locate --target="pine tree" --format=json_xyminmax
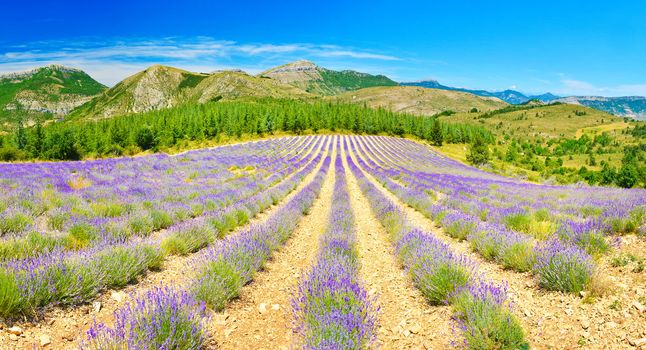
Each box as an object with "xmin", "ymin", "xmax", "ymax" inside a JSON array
[
  {"xmin": 466, "ymin": 136, "xmax": 491, "ymax": 166},
  {"xmin": 430, "ymin": 119, "xmax": 443, "ymax": 146}
]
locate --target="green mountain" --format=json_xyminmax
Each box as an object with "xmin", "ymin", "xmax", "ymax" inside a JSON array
[
  {"xmin": 0, "ymin": 65, "xmax": 106, "ymax": 129},
  {"xmin": 259, "ymin": 60, "xmax": 398, "ymax": 95},
  {"xmin": 71, "ymin": 65, "xmax": 312, "ymax": 119},
  {"xmin": 335, "ymin": 85, "xmax": 508, "ymax": 116}
]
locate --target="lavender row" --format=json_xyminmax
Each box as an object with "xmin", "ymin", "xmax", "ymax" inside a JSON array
[
  {"xmin": 350, "ymin": 136, "xmax": 598, "ymax": 292},
  {"xmin": 292, "ymin": 148, "xmax": 377, "ymax": 349},
  {"xmin": 159, "ymin": 136, "xmax": 332, "ymax": 256},
  {"xmin": 345, "ymin": 147, "xmax": 527, "ymax": 349},
  {"xmin": 83, "ymin": 146, "xmax": 333, "ymax": 349},
  {"xmin": 0, "ymin": 136, "xmax": 324, "ymax": 261},
  {"xmin": 362, "ymin": 135, "xmax": 644, "ymax": 237},
  {"xmin": 0, "ymin": 136, "xmax": 315, "ymax": 243},
  {"xmin": 190, "ymin": 151, "xmax": 331, "ymax": 310},
  {"xmin": 0, "ymin": 137, "xmax": 331, "ymax": 317}
]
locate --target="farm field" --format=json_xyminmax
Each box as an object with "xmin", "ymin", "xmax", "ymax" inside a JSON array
[{"xmin": 0, "ymin": 135, "xmax": 644, "ymax": 350}]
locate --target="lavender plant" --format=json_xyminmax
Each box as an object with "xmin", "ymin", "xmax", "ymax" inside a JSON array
[
  {"xmin": 293, "ymin": 152, "xmax": 377, "ymax": 349},
  {"xmin": 83, "ymin": 286, "xmax": 209, "ymax": 350},
  {"xmin": 533, "ymin": 239, "xmax": 594, "ymax": 293},
  {"xmin": 344, "ymin": 140, "xmax": 526, "ymax": 348}
]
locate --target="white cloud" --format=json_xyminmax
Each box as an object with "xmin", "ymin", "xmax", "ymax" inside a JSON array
[
  {"xmin": 0, "ymin": 37, "xmax": 401, "ymax": 85},
  {"xmin": 554, "ymin": 78, "xmax": 646, "ymax": 97}
]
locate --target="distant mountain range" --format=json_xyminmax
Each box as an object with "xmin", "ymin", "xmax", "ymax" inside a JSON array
[
  {"xmin": 401, "ymin": 80, "xmax": 538, "ymax": 104},
  {"xmin": 550, "ymin": 96, "xmax": 646, "ymax": 120},
  {"xmin": 335, "ymin": 85, "xmax": 507, "ymax": 116},
  {"xmin": 1, "ymin": 61, "xmax": 644, "ymax": 130},
  {"xmin": 401, "ymin": 80, "xmax": 646, "ymax": 120}
]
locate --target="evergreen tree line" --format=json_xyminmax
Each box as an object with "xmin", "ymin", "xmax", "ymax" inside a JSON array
[{"xmin": 0, "ymin": 99, "xmax": 493, "ymax": 161}]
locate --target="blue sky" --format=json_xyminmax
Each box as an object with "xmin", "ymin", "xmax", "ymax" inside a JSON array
[{"xmin": 1, "ymin": 0, "xmax": 645, "ymax": 96}]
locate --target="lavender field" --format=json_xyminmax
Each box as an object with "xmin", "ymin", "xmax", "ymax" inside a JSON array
[{"xmin": 0, "ymin": 135, "xmax": 644, "ymax": 349}]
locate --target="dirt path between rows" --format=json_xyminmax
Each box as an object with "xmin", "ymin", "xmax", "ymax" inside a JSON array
[
  {"xmin": 347, "ymin": 138, "xmax": 646, "ymax": 350},
  {"xmin": 212, "ymin": 138, "xmax": 338, "ymax": 350},
  {"xmin": 3, "ymin": 137, "xmax": 332, "ymax": 350},
  {"xmin": 341, "ymin": 141, "xmax": 455, "ymax": 349}
]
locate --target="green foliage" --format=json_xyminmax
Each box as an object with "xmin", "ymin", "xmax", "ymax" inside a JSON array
[
  {"xmin": 451, "ymin": 290, "xmax": 528, "ymax": 350},
  {"xmin": 96, "ymin": 245, "xmax": 163, "ymax": 288},
  {"xmin": 467, "ymin": 136, "xmax": 491, "ymax": 166},
  {"xmin": 178, "ymin": 73, "xmax": 208, "ymax": 89},
  {"xmin": 161, "ymin": 224, "xmax": 215, "ymax": 256},
  {"xmin": 135, "ymin": 125, "xmax": 157, "ymax": 150},
  {"xmin": 317, "ymin": 69, "xmax": 397, "ymax": 94},
  {"xmin": 412, "ymin": 261, "xmax": 471, "ymax": 305},
  {"xmin": 445, "ymin": 221, "xmax": 477, "ymax": 241},
  {"xmin": 192, "ymin": 260, "xmax": 244, "ymax": 311},
  {"xmin": 0, "ymin": 99, "xmax": 492, "ymax": 161},
  {"xmin": 0, "ymin": 269, "xmax": 22, "ymax": 317},
  {"xmin": 430, "ymin": 118, "xmax": 443, "ymax": 146},
  {"xmin": 498, "ymin": 241, "xmax": 536, "ymax": 272}
]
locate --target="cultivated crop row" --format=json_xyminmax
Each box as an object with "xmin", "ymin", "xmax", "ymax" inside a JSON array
[
  {"xmin": 349, "ymin": 135, "xmax": 644, "ymax": 293},
  {"xmin": 83, "ymin": 140, "xmax": 333, "ymax": 348},
  {"xmin": 0, "ymin": 136, "xmax": 330, "ymax": 317},
  {"xmin": 292, "ymin": 143, "xmax": 378, "ymax": 349},
  {"xmin": 344, "ymin": 138, "xmax": 527, "ymax": 349}
]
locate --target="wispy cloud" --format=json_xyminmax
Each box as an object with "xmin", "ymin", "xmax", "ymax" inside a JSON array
[
  {"xmin": 0, "ymin": 37, "xmax": 401, "ymax": 85},
  {"xmin": 554, "ymin": 77, "xmax": 646, "ymax": 96}
]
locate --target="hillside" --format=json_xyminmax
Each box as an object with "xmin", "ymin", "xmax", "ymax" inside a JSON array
[
  {"xmin": 259, "ymin": 60, "xmax": 397, "ymax": 95},
  {"xmin": 335, "ymin": 85, "xmax": 508, "ymax": 116},
  {"xmin": 71, "ymin": 65, "xmax": 312, "ymax": 119},
  {"xmin": 190, "ymin": 70, "xmax": 311, "ymax": 103},
  {"xmin": 0, "ymin": 65, "xmax": 106, "ymax": 129},
  {"xmin": 401, "ymin": 80, "xmax": 548, "ymax": 104},
  {"xmin": 441, "ymin": 103, "xmax": 621, "ymax": 139},
  {"xmin": 402, "ymin": 81, "xmax": 646, "ymax": 119},
  {"xmin": 552, "ymin": 96, "xmax": 646, "ymax": 120}
]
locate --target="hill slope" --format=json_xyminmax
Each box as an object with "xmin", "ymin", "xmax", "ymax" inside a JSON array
[
  {"xmin": 401, "ymin": 80, "xmax": 539, "ymax": 104},
  {"xmin": 0, "ymin": 65, "xmax": 106, "ymax": 129},
  {"xmin": 552, "ymin": 96, "xmax": 646, "ymax": 120},
  {"xmin": 440, "ymin": 103, "xmax": 621, "ymax": 140},
  {"xmin": 72, "ymin": 65, "xmax": 312, "ymax": 119},
  {"xmin": 259, "ymin": 60, "xmax": 397, "ymax": 95},
  {"xmin": 335, "ymin": 86, "xmax": 508, "ymax": 116}
]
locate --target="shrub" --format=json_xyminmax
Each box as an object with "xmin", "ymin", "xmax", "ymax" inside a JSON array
[
  {"xmin": 96, "ymin": 244, "xmax": 163, "ymax": 288},
  {"xmin": 533, "ymin": 240, "xmax": 594, "ymax": 293},
  {"xmin": 149, "ymin": 209, "xmax": 174, "ymax": 230},
  {"xmin": 84, "ymin": 286, "xmax": 208, "ymax": 350},
  {"xmin": 128, "ymin": 215, "xmax": 153, "ymax": 236},
  {"xmin": 451, "ymin": 282, "xmax": 527, "ymax": 350},
  {"xmin": 0, "ymin": 231, "xmax": 59, "ymax": 260},
  {"xmin": 0, "ymin": 211, "xmax": 33, "ymax": 235},
  {"xmin": 161, "ymin": 222, "xmax": 214, "ymax": 256},
  {"xmin": 502, "ymin": 212, "xmax": 532, "ymax": 233},
  {"xmin": 410, "ymin": 254, "xmax": 473, "ymax": 305},
  {"xmin": 498, "ymin": 240, "xmax": 535, "ymax": 272},
  {"xmin": 47, "ymin": 211, "xmax": 69, "ymax": 231},
  {"xmin": 64, "ymin": 223, "xmax": 98, "ymax": 249},
  {"xmin": 192, "ymin": 260, "xmax": 243, "ymax": 311},
  {"xmin": 0, "ymin": 269, "xmax": 23, "ymax": 317}
]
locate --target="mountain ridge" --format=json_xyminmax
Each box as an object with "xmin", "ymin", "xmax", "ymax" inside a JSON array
[
  {"xmin": 259, "ymin": 60, "xmax": 398, "ymax": 95},
  {"xmin": 0, "ymin": 64, "xmax": 107, "ymax": 128},
  {"xmin": 402, "ymin": 80, "xmax": 645, "ymax": 119},
  {"xmin": 71, "ymin": 64, "xmax": 313, "ymax": 119}
]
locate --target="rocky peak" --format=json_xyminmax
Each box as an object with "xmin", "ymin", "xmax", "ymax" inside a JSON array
[{"xmin": 265, "ymin": 60, "xmax": 319, "ymax": 74}]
